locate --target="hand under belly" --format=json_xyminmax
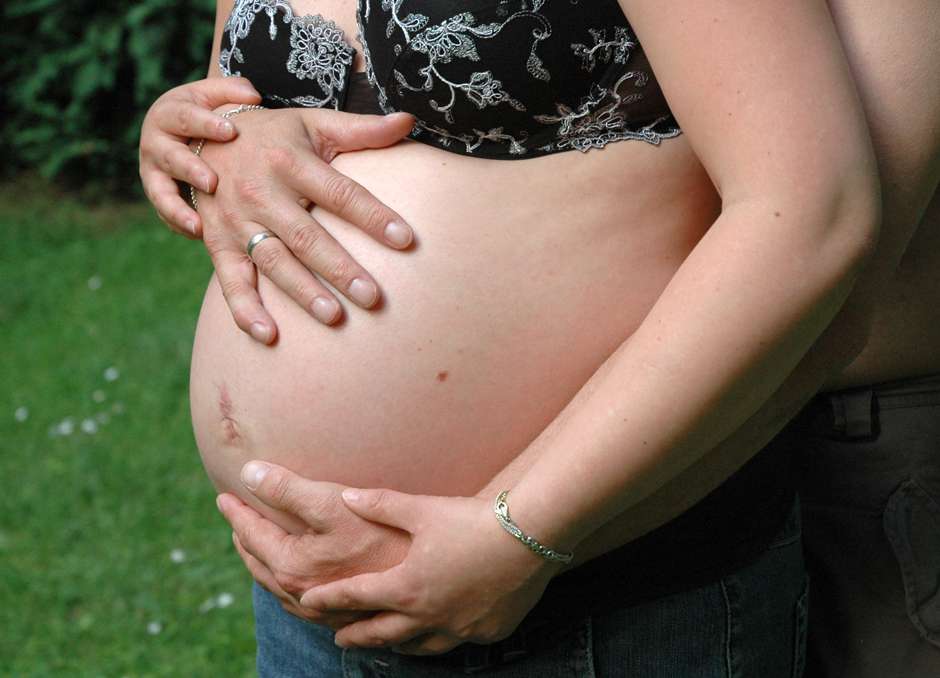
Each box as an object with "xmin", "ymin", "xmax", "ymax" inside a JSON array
[{"xmin": 189, "ymin": 138, "xmax": 716, "ymax": 527}]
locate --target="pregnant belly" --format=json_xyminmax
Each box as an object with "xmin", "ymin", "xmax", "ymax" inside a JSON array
[{"xmin": 190, "ymin": 138, "xmax": 716, "ymax": 528}]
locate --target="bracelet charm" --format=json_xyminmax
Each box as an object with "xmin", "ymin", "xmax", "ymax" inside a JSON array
[{"xmin": 493, "ymin": 490, "xmax": 574, "ymax": 565}]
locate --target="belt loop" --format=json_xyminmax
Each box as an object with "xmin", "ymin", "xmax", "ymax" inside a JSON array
[
  {"xmin": 460, "ymin": 628, "xmax": 530, "ymax": 673},
  {"xmin": 462, "ymin": 643, "xmax": 494, "ymax": 674},
  {"xmin": 827, "ymin": 386, "xmax": 876, "ymax": 439},
  {"xmin": 498, "ymin": 630, "xmax": 529, "ymax": 663}
]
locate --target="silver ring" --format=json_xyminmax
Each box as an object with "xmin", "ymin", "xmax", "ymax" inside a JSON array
[{"xmin": 246, "ymin": 231, "xmax": 278, "ymax": 258}]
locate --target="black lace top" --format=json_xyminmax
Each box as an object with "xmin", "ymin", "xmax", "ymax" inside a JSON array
[{"xmin": 220, "ymin": 0, "xmax": 681, "ymax": 159}]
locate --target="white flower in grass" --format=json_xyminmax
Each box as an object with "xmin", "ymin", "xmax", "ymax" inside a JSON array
[
  {"xmin": 146, "ymin": 620, "xmax": 163, "ymax": 635},
  {"xmin": 87, "ymin": 275, "xmax": 102, "ymax": 291},
  {"xmin": 80, "ymin": 418, "xmax": 98, "ymax": 434},
  {"xmin": 103, "ymin": 367, "xmax": 120, "ymax": 382},
  {"xmin": 92, "ymin": 390, "xmax": 106, "ymax": 403},
  {"xmin": 169, "ymin": 548, "xmax": 186, "ymax": 563},
  {"xmin": 199, "ymin": 592, "xmax": 235, "ymax": 613},
  {"xmin": 55, "ymin": 418, "xmax": 75, "ymax": 436},
  {"xmin": 14, "ymin": 407, "xmax": 28, "ymax": 422}
]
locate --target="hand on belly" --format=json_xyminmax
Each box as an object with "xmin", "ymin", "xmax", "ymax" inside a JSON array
[
  {"xmin": 215, "ymin": 461, "xmax": 409, "ymax": 626},
  {"xmin": 217, "ymin": 459, "xmax": 560, "ymax": 655}
]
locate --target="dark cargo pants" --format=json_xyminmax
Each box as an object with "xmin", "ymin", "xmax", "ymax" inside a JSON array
[{"xmin": 797, "ymin": 373, "xmax": 940, "ymax": 678}]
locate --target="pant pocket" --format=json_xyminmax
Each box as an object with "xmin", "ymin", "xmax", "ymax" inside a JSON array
[
  {"xmin": 884, "ymin": 479, "xmax": 940, "ymax": 647},
  {"xmin": 452, "ymin": 616, "xmax": 595, "ymax": 677},
  {"xmin": 769, "ymin": 494, "xmax": 802, "ymax": 550}
]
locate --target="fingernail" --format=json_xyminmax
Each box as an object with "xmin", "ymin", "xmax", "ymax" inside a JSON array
[
  {"xmin": 202, "ymin": 177, "xmax": 212, "ymax": 193},
  {"xmin": 348, "ymin": 278, "xmax": 378, "ymax": 307},
  {"xmin": 216, "ymin": 495, "xmax": 225, "ymax": 512},
  {"xmin": 383, "ymin": 221, "xmax": 413, "ymax": 248},
  {"xmin": 185, "ymin": 219, "xmax": 197, "ymax": 234},
  {"xmin": 241, "ymin": 461, "xmax": 270, "ymax": 491},
  {"xmin": 342, "ymin": 488, "xmax": 361, "ymax": 504},
  {"xmin": 220, "ymin": 121, "xmax": 234, "ymax": 138},
  {"xmin": 250, "ymin": 322, "xmax": 272, "ymax": 343},
  {"xmin": 311, "ymin": 296, "xmax": 340, "ymax": 324}
]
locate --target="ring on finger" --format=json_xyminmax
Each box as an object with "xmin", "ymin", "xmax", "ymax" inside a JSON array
[{"xmin": 247, "ymin": 231, "xmax": 279, "ymax": 259}]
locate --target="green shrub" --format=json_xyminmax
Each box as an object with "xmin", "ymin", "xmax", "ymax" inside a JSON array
[{"xmin": 1, "ymin": 0, "xmax": 215, "ymax": 196}]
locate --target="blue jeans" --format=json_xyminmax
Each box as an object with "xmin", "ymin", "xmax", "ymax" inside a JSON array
[{"xmin": 253, "ymin": 498, "xmax": 808, "ymax": 677}]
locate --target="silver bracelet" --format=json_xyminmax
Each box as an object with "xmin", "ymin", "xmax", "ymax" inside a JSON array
[
  {"xmin": 493, "ymin": 490, "xmax": 574, "ymax": 565},
  {"xmin": 188, "ymin": 104, "xmax": 267, "ymax": 210}
]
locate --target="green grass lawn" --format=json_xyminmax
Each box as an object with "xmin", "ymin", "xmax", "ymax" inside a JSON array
[{"xmin": 0, "ymin": 179, "xmax": 257, "ymax": 676}]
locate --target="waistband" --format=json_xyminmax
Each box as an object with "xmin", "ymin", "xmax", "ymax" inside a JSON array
[{"xmin": 801, "ymin": 372, "xmax": 940, "ymax": 441}]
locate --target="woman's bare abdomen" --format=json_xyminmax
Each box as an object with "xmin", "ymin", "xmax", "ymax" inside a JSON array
[{"xmin": 189, "ymin": 137, "xmax": 717, "ymax": 527}]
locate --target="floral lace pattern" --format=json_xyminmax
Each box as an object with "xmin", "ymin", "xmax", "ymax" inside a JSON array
[
  {"xmin": 360, "ymin": 0, "xmax": 679, "ymax": 157},
  {"xmin": 220, "ymin": 0, "xmax": 681, "ymax": 158},
  {"xmin": 534, "ymin": 71, "xmax": 679, "ymax": 154},
  {"xmin": 220, "ymin": 0, "xmax": 355, "ymax": 109},
  {"xmin": 220, "ymin": 0, "xmax": 292, "ymax": 77},
  {"xmin": 285, "ymin": 15, "xmax": 355, "ymax": 107},
  {"xmin": 572, "ymin": 27, "xmax": 636, "ymax": 72}
]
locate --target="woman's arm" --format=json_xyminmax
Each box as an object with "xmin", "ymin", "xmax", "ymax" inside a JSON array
[
  {"xmin": 523, "ymin": 0, "xmax": 940, "ymax": 563},
  {"xmin": 480, "ymin": 0, "xmax": 881, "ymax": 551},
  {"xmin": 207, "ymin": 0, "xmax": 234, "ymax": 79}
]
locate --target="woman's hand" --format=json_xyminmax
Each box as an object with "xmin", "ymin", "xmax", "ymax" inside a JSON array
[
  {"xmin": 191, "ymin": 106, "xmax": 417, "ymax": 341},
  {"xmin": 215, "ymin": 462, "xmax": 410, "ymax": 627},
  {"xmin": 298, "ymin": 489, "xmax": 561, "ymax": 655},
  {"xmin": 139, "ymin": 77, "xmax": 262, "ymax": 238}
]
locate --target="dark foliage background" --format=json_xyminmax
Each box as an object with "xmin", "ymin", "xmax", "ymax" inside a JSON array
[
  {"xmin": 1, "ymin": 0, "xmax": 216, "ymax": 196},
  {"xmin": 1, "ymin": 6, "xmax": 262, "ymax": 674}
]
